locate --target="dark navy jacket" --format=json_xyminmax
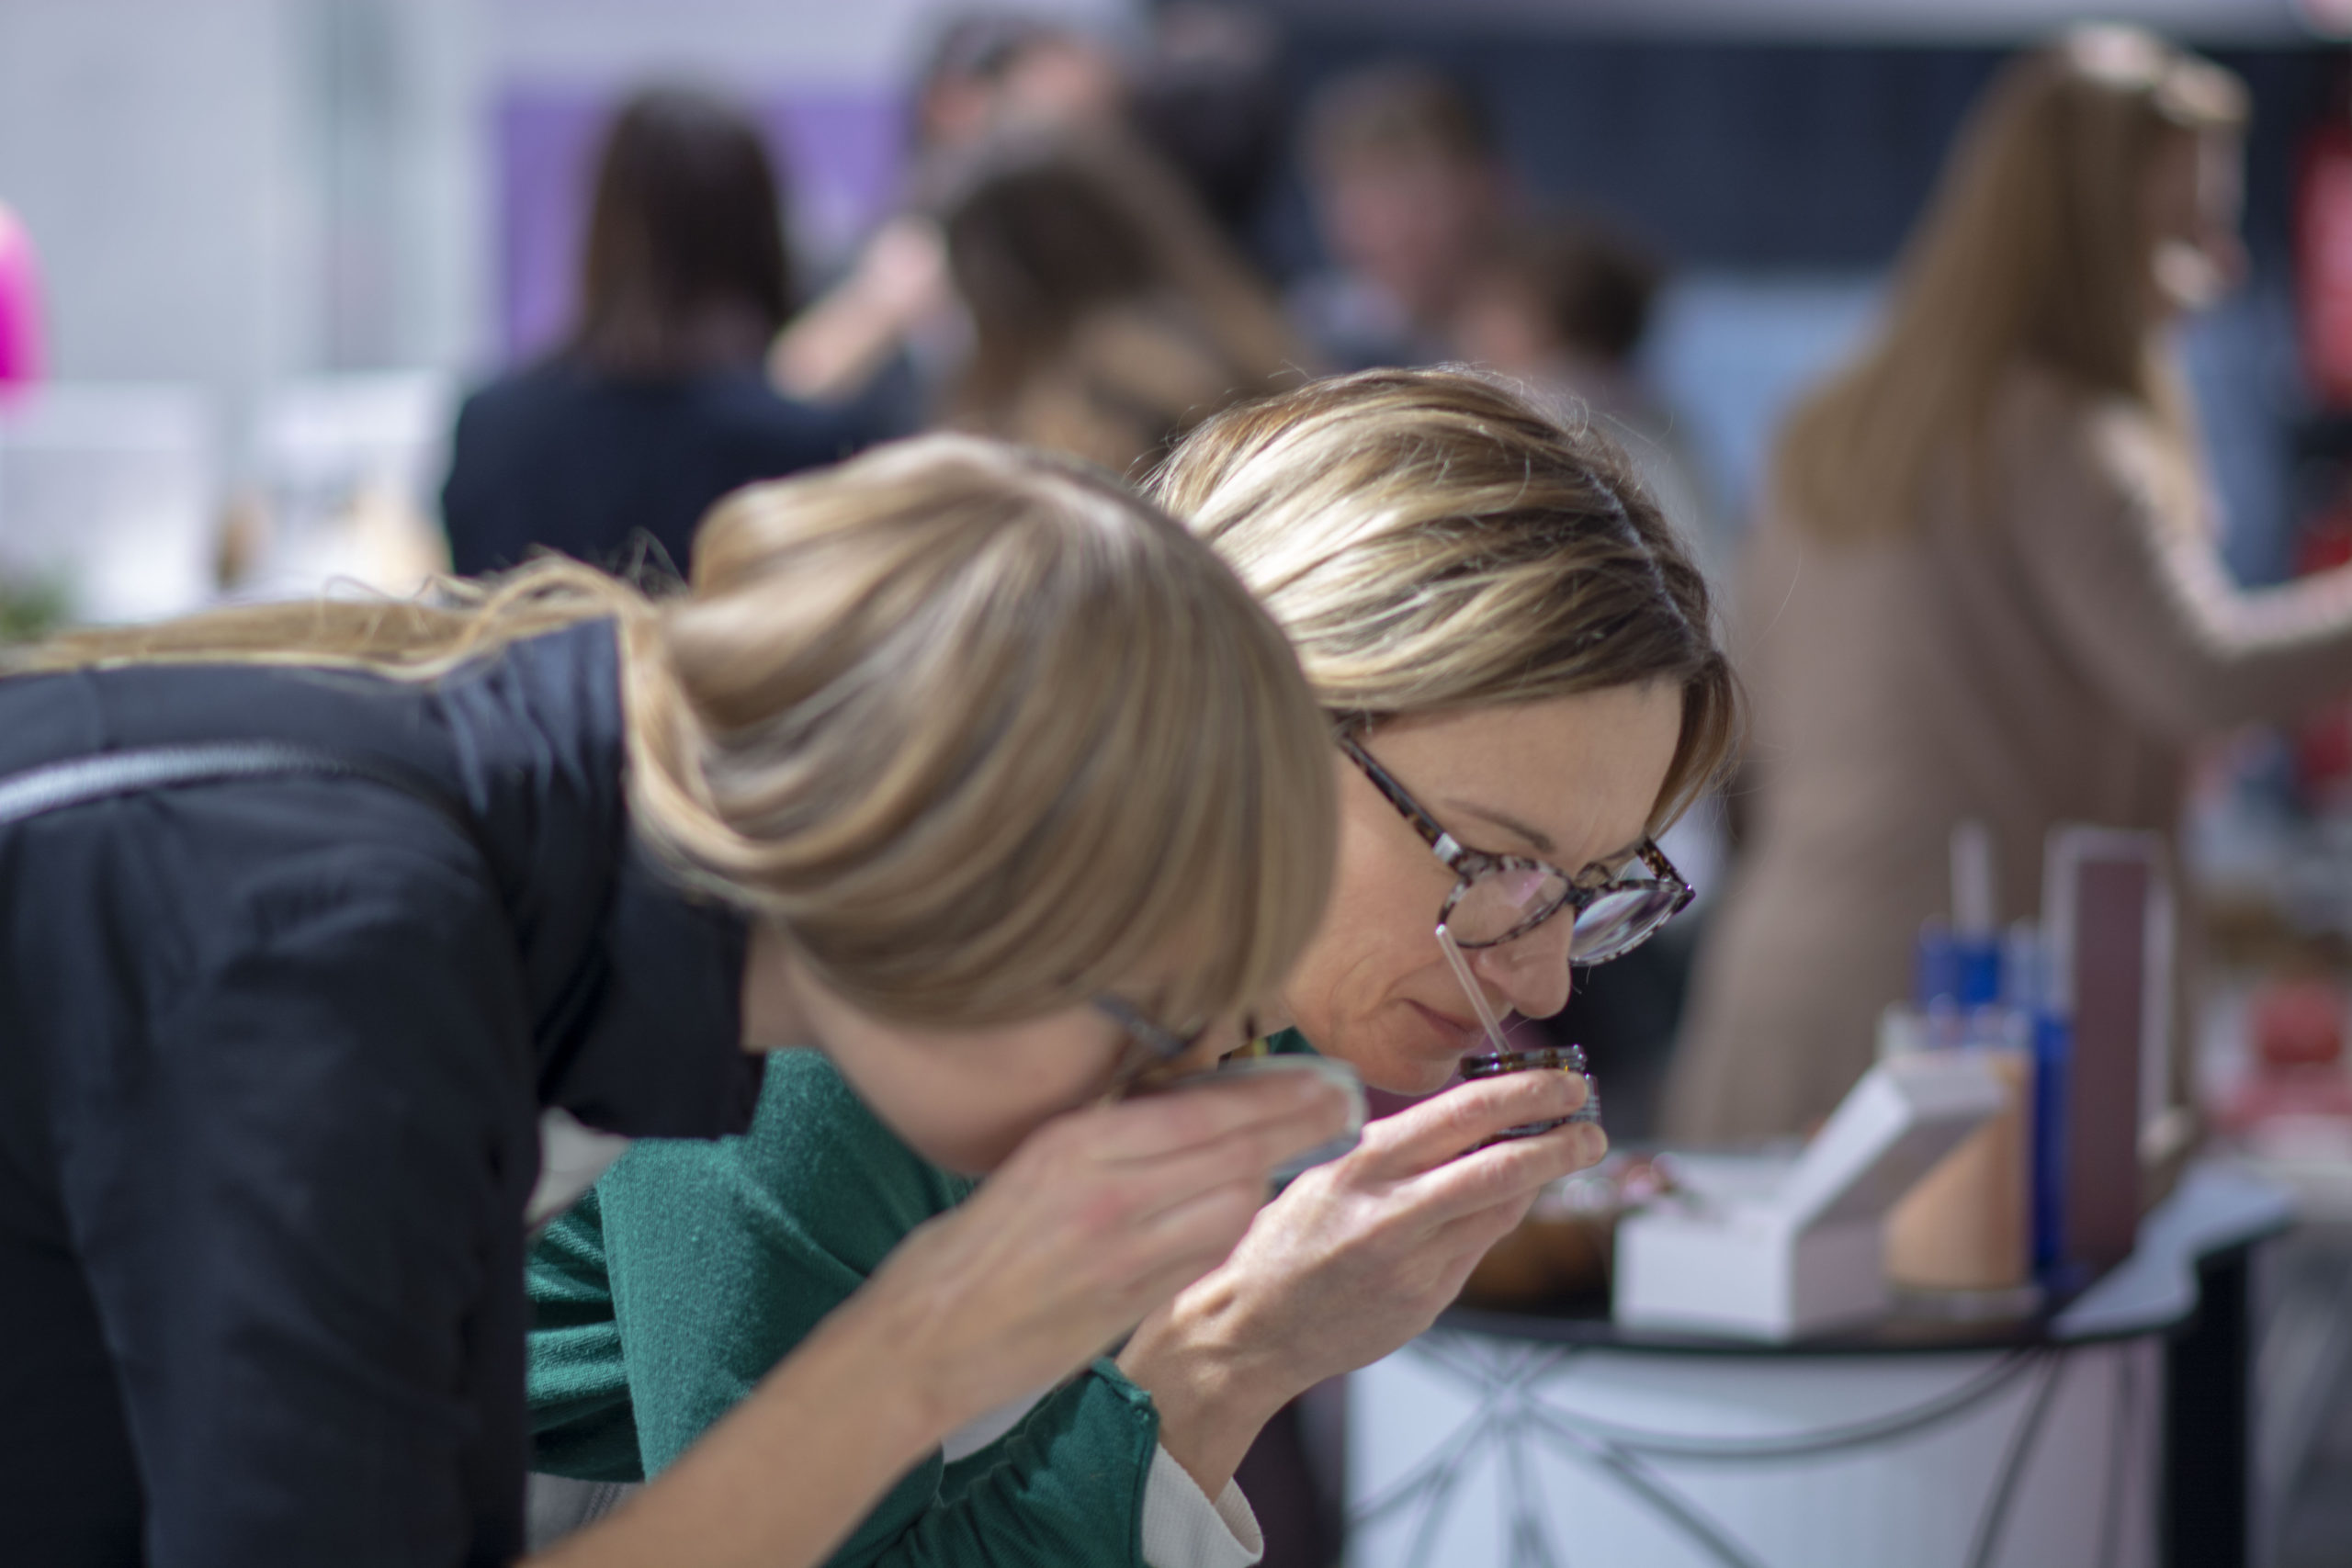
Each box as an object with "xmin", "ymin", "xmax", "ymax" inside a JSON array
[
  {"xmin": 0, "ymin": 622, "xmax": 761, "ymax": 1565},
  {"xmin": 441, "ymin": 358, "xmax": 869, "ymax": 580}
]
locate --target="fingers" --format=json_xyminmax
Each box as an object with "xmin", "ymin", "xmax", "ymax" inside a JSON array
[
  {"xmin": 1100, "ymin": 1177, "xmax": 1269, "ymax": 1307},
  {"xmin": 996, "ymin": 1091, "xmax": 1340, "ymax": 1243},
  {"xmin": 955, "ymin": 1090, "xmax": 1332, "ymax": 1292},
  {"xmin": 888, "ymin": 1162, "xmax": 1267, "ymax": 1393},
  {"xmin": 1396, "ymin": 1191, "xmax": 1553, "ymax": 1316},
  {"xmin": 1392, "ymin": 1141, "xmax": 1606, "ymax": 1314},
  {"xmin": 1075, "ymin": 1071, "xmax": 1351, "ymax": 1165},
  {"xmin": 1401, "ymin": 1119, "xmax": 1609, "ymax": 1229},
  {"xmin": 1089, "ymin": 1130, "xmax": 1284, "ymax": 1231},
  {"xmin": 1358, "ymin": 1071, "xmax": 1590, "ymax": 1178}
]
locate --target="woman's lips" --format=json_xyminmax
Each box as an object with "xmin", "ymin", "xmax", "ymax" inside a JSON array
[{"xmin": 1405, "ymin": 999, "xmax": 1484, "ymax": 1054}]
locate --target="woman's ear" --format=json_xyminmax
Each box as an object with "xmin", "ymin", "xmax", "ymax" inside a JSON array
[{"xmin": 739, "ymin": 921, "xmax": 810, "ymax": 1052}]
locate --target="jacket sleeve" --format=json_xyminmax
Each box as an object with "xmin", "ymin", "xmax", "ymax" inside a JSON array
[
  {"xmin": 51, "ymin": 827, "xmax": 532, "ymax": 1566},
  {"xmin": 589, "ymin": 1050, "xmax": 1169, "ymax": 1568},
  {"xmin": 526, "ymin": 1190, "xmax": 650, "ymax": 1483},
  {"xmin": 2004, "ymin": 389, "xmax": 2352, "ymax": 740}
]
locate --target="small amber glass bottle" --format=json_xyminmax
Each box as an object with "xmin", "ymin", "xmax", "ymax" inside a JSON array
[{"xmin": 1457, "ymin": 1044, "xmax": 1600, "ymax": 1140}]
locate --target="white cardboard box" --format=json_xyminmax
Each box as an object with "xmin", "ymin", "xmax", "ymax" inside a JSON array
[{"xmin": 1614, "ymin": 1054, "xmax": 2007, "ymax": 1340}]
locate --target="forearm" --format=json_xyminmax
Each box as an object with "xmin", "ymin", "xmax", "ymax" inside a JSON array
[
  {"xmin": 769, "ymin": 292, "xmax": 909, "ymax": 404},
  {"xmin": 770, "ymin": 217, "xmax": 951, "ymax": 404},
  {"xmin": 2016, "ymin": 428, "xmax": 2352, "ymax": 733},
  {"xmin": 1114, "ymin": 1078, "xmax": 1604, "ymax": 1501},
  {"xmin": 534, "ymin": 1296, "xmax": 940, "ymax": 1568},
  {"xmin": 804, "ymin": 1371, "xmax": 1168, "ymax": 1568},
  {"xmin": 2160, "ymin": 545, "xmax": 2352, "ymax": 718}
]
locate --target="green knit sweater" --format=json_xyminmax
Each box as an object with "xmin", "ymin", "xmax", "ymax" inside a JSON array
[{"xmin": 526, "ymin": 1050, "xmax": 1164, "ymax": 1568}]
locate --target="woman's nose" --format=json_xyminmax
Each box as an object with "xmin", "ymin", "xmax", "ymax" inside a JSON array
[{"xmin": 1472, "ymin": 921, "xmax": 1575, "ymax": 1020}]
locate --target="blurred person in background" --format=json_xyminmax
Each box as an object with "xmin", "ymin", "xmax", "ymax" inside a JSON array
[
  {"xmin": 1455, "ymin": 217, "xmax": 1730, "ymax": 591},
  {"xmin": 1129, "ymin": 4, "xmax": 1291, "ymax": 256},
  {"xmin": 442, "ymin": 88, "xmax": 866, "ymax": 581},
  {"xmin": 775, "ymin": 9, "xmax": 1296, "ymax": 430},
  {"xmin": 770, "ymin": 13, "xmax": 1130, "ymax": 414},
  {"xmin": 911, "ymin": 12, "xmax": 1127, "ymax": 156},
  {"xmin": 1290, "ymin": 63, "xmax": 1510, "ymax": 371},
  {"xmin": 1666, "ymin": 27, "xmax": 2352, "ymax": 1145},
  {"xmin": 933, "ymin": 132, "xmax": 1299, "ymax": 475}
]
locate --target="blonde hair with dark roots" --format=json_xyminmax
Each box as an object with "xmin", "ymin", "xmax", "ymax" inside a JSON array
[
  {"xmin": 1148, "ymin": 367, "xmax": 1739, "ymax": 829},
  {"xmin": 19, "ymin": 434, "xmax": 1336, "ymax": 1030}
]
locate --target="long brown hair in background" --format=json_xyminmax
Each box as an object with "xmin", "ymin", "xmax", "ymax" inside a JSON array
[
  {"xmin": 1773, "ymin": 27, "xmax": 2246, "ymax": 547},
  {"xmin": 931, "ymin": 129, "xmax": 1302, "ymax": 476},
  {"xmin": 573, "ymin": 87, "xmax": 796, "ymax": 379}
]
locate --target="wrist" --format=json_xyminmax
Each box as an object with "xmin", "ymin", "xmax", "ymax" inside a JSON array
[
  {"xmin": 794, "ymin": 1288, "xmax": 960, "ymax": 1465},
  {"xmin": 1117, "ymin": 1284, "xmax": 1300, "ymax": 1496}
]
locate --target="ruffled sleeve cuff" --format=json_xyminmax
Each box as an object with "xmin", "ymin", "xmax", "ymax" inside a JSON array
[{"xmin": 1140, "ymin": 1441, "xmax": 1263, "ymax": 1568}]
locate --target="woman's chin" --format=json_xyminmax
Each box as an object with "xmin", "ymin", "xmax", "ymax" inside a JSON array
[
  {"xmin": 1342, "ymin": 1033, "xmax": 1465, "ymax": 1098},
  {"xmin": 1385, "ymin": 1056, "xmax": 1464, "ymax": 1097}
]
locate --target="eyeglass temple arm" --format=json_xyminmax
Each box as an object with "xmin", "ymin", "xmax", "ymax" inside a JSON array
[
  {"xmin": 1637, "ymin": 838, "xmax": 1695, "ymax": 897},
  {"xmin": 1337, "ymin": 735, "xmax": 1460, "ymax": 858},
  {"xmin": 1092, "ymin": 996, "xmax": 1190, "ymax": 1064}
]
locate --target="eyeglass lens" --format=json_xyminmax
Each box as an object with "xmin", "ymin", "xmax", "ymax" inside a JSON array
[
  {"xmin": 1449, "ymin": 867, "xmax": 1683, "ymax": 962},
  {"xmin": 1566, "ymin": 885, "xmax": 1684, "ymax": 962},
  {"xmin": 1447, "ymin": 866, "xmax": 1570, "ymax": 946}
]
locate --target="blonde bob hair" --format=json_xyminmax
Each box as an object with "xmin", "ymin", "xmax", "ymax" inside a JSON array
[
  {"xmin": 1776, "ymin": 26, "xmax": 2247, "ymax": 546},
  {"xmin": 1148, "ymin": 367, "xmax": 1738, "ymax": 830},
  {"xmin": 21, "ymin": 435, "xmax": 1335, "ymax": 1029}
]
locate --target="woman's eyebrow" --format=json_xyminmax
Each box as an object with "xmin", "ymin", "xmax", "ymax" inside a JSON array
[
  {"xmin": 1442, "ymin": 798, "xmax": 1556, "ymax": 857},
  {"xmin": 1442, "ymin": 800, "xmax": 1648, "ymax": 874}
]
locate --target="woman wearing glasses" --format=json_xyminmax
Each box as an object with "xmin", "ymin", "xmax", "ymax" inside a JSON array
[
  {"xmin": 1120, "ymin": 368, "xmax": 1733, "ymax": 1535},
  {"xmin": 524, "ymin": 368, "xmax": 1736, "ymax": 1567},
  {"xmin": 0, "ymin": 434, "xmax": 1351, "ymax": 1566}
]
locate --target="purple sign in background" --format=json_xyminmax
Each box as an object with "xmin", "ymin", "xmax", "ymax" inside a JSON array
[{"xmin": 497, "ymin": 86, "xmax": 904, "ymax": 365}]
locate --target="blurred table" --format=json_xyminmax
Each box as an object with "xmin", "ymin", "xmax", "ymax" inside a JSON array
[
  {"xmin": 1345, "ymin": 1163, "xmax": 2290, "ymax": 1568},
  {"xmin": 2236, "ymin": 1154, "xmax": 2352, "ymax": 1567}
]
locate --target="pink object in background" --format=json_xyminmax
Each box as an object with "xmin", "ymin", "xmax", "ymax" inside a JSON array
[
  {"xmin": 2214, "ymin": 977, "xmax": 2352, "ymax": 1138},
  {"xmin": 0, "ymin": 201, "xmax": 47, "ymax": 390}
]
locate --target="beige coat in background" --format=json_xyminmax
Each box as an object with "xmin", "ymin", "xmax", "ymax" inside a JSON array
[{"xmin": 1665, "ymin": 366, "xmax": 2352, "ymax": 1144}]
